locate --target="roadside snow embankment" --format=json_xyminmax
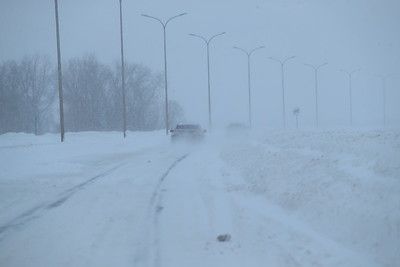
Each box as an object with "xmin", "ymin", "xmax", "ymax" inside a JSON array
[{"xmin": 221, "ymin": 130, "xmax": 400, "ymax": 267}]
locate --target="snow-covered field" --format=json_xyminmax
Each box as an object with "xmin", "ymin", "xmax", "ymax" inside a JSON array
[{"xmin": 0, "ymin": 130, "xmax": 399, "ymax": 267}]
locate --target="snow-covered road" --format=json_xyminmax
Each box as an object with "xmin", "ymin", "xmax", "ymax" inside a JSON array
[{"xmin": 0, "ymin": 130, "xmax": 398, "ymax": 266}]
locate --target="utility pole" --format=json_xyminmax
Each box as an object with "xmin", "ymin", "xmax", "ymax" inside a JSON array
[
  {"xmin": 233, "ymin": 46, "xmax": 265, "ymax": 127},
  {"xmin": 53, "ymin": 0, "xmax": 65, "ymax": 142},
  {"xmin": 189, "ymin": 32, "xmax": 225, "ymax": 129},
  {"xmin": 304, "ymin": 62, "xmax": 328, "ymax": 128},
  {"xmin": 142, "ymin": 13, "xmax": 187, "ymax": 135},
  {"xmin": 268, "ymin": 56, "xmax": 296, "ymax": 129},
  {"xmin": 119, "ymin": 0, "xmax": 127, "ymax": 138},
  {"xmin": 340, "ymin": 68, "xmax": 360, "ymax": 126}
]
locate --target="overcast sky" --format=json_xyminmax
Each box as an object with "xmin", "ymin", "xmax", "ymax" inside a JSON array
[{"xmin": 1, "ymin": 0, "xmax": 399, "ymax": 128}]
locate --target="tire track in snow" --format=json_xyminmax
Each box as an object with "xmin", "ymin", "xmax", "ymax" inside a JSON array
[
  {"xmin": 0, "ymin": 162, "xmax": 125, "ymax": 240},
  {"xmin": 149, "ymin": 153, "xmax": 189, "ymax": 207},
  {"xmin": 134, "ymin": 153, "xmax": 189, "ymax": 267},
  {"xmin": 152, "ymin": 153, "xmax": 189, "ymax": 267}
]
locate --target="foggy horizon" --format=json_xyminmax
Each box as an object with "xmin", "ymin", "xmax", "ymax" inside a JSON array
[{"xmin": 1, "ymin": 0, "xmax": 399, "ymax": 129}]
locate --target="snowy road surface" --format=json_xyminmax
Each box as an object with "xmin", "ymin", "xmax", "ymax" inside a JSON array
[{"xmin": 0, "ymin": 130, "xmax": 399, "ymax": 266}]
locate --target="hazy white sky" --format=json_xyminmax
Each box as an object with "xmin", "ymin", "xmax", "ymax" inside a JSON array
[{"xmin": 1, "ymin": 0, "xmax": 399, "ymax": 128}]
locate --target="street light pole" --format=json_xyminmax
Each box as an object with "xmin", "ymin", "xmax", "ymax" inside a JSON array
[
  {"xmin": 268, "ymin": 56, "xmax": 296, "ymax": 129},
  {"xmin": 142, "ymin": 13, "xmax": 187, "ymax": 135},
  {"xmin": 304, "ymin": 62, "xmax": 328, "ymax": 128},
  {"xmin": 118, "ymin": 0, "xmax": 127, "ymax": 138},
  {"xmin": 376, "ymin": 75, "xmax": 390, "ymax": 127},
  {"xmin": 382, "ymin": 76, "xmax": 387, "ymax": 127},
  {"xmin": 233, "ymin": 46, "xmax": 265, "ymax": 127},
  {"xmin": 340, "ymin": 68, "xmax": 360, "ymax": 126},
  {"xmin": 189, "ymin": 32, "xmax": 226, "ymax": 129},
  {"xmin": 53, "ymin": 0, "xmax": 65, "ymax": 142}
]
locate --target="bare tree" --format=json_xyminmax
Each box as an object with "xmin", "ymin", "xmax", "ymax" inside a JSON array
[
  {"xmin": 19, "ymin": 55, "xmax": 55, "ymax": 135},
  {"xmin": 0, "ymin": 61, "xmax": 23, "ymax": 133},
  {"xmin": 62, "ymin": 55, "xmax": 184, "ymax": 132},
  {"xmin": 0, "ymin": 57, "xmax": 55, "ymax": 135},
  {"xmin": 63, "ymin": 55, "xmax": 113, "ymax": 131},
  {"xmin": 0, "ymin": 55, "xmax": 184, "ymax": 134}
]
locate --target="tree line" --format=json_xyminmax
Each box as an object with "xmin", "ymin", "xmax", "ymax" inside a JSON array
[{"xmin": 0, "ymin": 54, "xmax": 184, "ymax": 135}]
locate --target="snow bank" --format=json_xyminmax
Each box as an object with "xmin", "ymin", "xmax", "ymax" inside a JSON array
[{"xmin": 220, "ymin": 130, "xmax": 400, "ymax": 266}]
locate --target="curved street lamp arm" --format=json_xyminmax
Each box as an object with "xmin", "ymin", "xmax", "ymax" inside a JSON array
[
  {"xmin": 374, "ymin": 73, "xmax": 400, "ymax": 83},
  {"xmin": 268, "ymin": 57, "xmax": 283, "ymax": 64},
  {"xmin": 233, "ymin": 46, "xmax": 249, "ymax": 56},
  {"xmin": 249, "ymin": 45, "xmax": 265, "ymax": 56},
  {"xmin": 269, "ymin": 56, "xmax": 295, "ymax": 65},
  {"xmin": 165, "ymin": 12, "xmax": 187, "ymax": 27},
  {"xmin": 339, "ymin": 69, "xmax": 351, "ymax": 76},
  {"xmin": 141, "ymin": 14, "xmax": 165, "ymax": 27},
  {"xmin": 189, "ymin": 33, "xmax": 207, "ymax": 44},
  {"xmin": 283, "ymin": 55, "xmax": 296, "ymax": 64},
  {"xmin": 317, "ymin": 62, "xmax": 328, "ymax": 70},
  {"xmin": 379, "ymin": 73, "xmax": 398, "ymax": 79},
  {"xmin": 304, "ymin": 63, "xmax": 317, "ymax": 70},
  {"xmin": 208, "ymin": 32, "xmax": 226, "ymax": 43},
  {"xmin": 340, "ymin": 68, "xmax": 361, "ymax": 76},
  {"xmin": 304, "ymin": 62, "xmax": 327, "ymax": 71}
]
